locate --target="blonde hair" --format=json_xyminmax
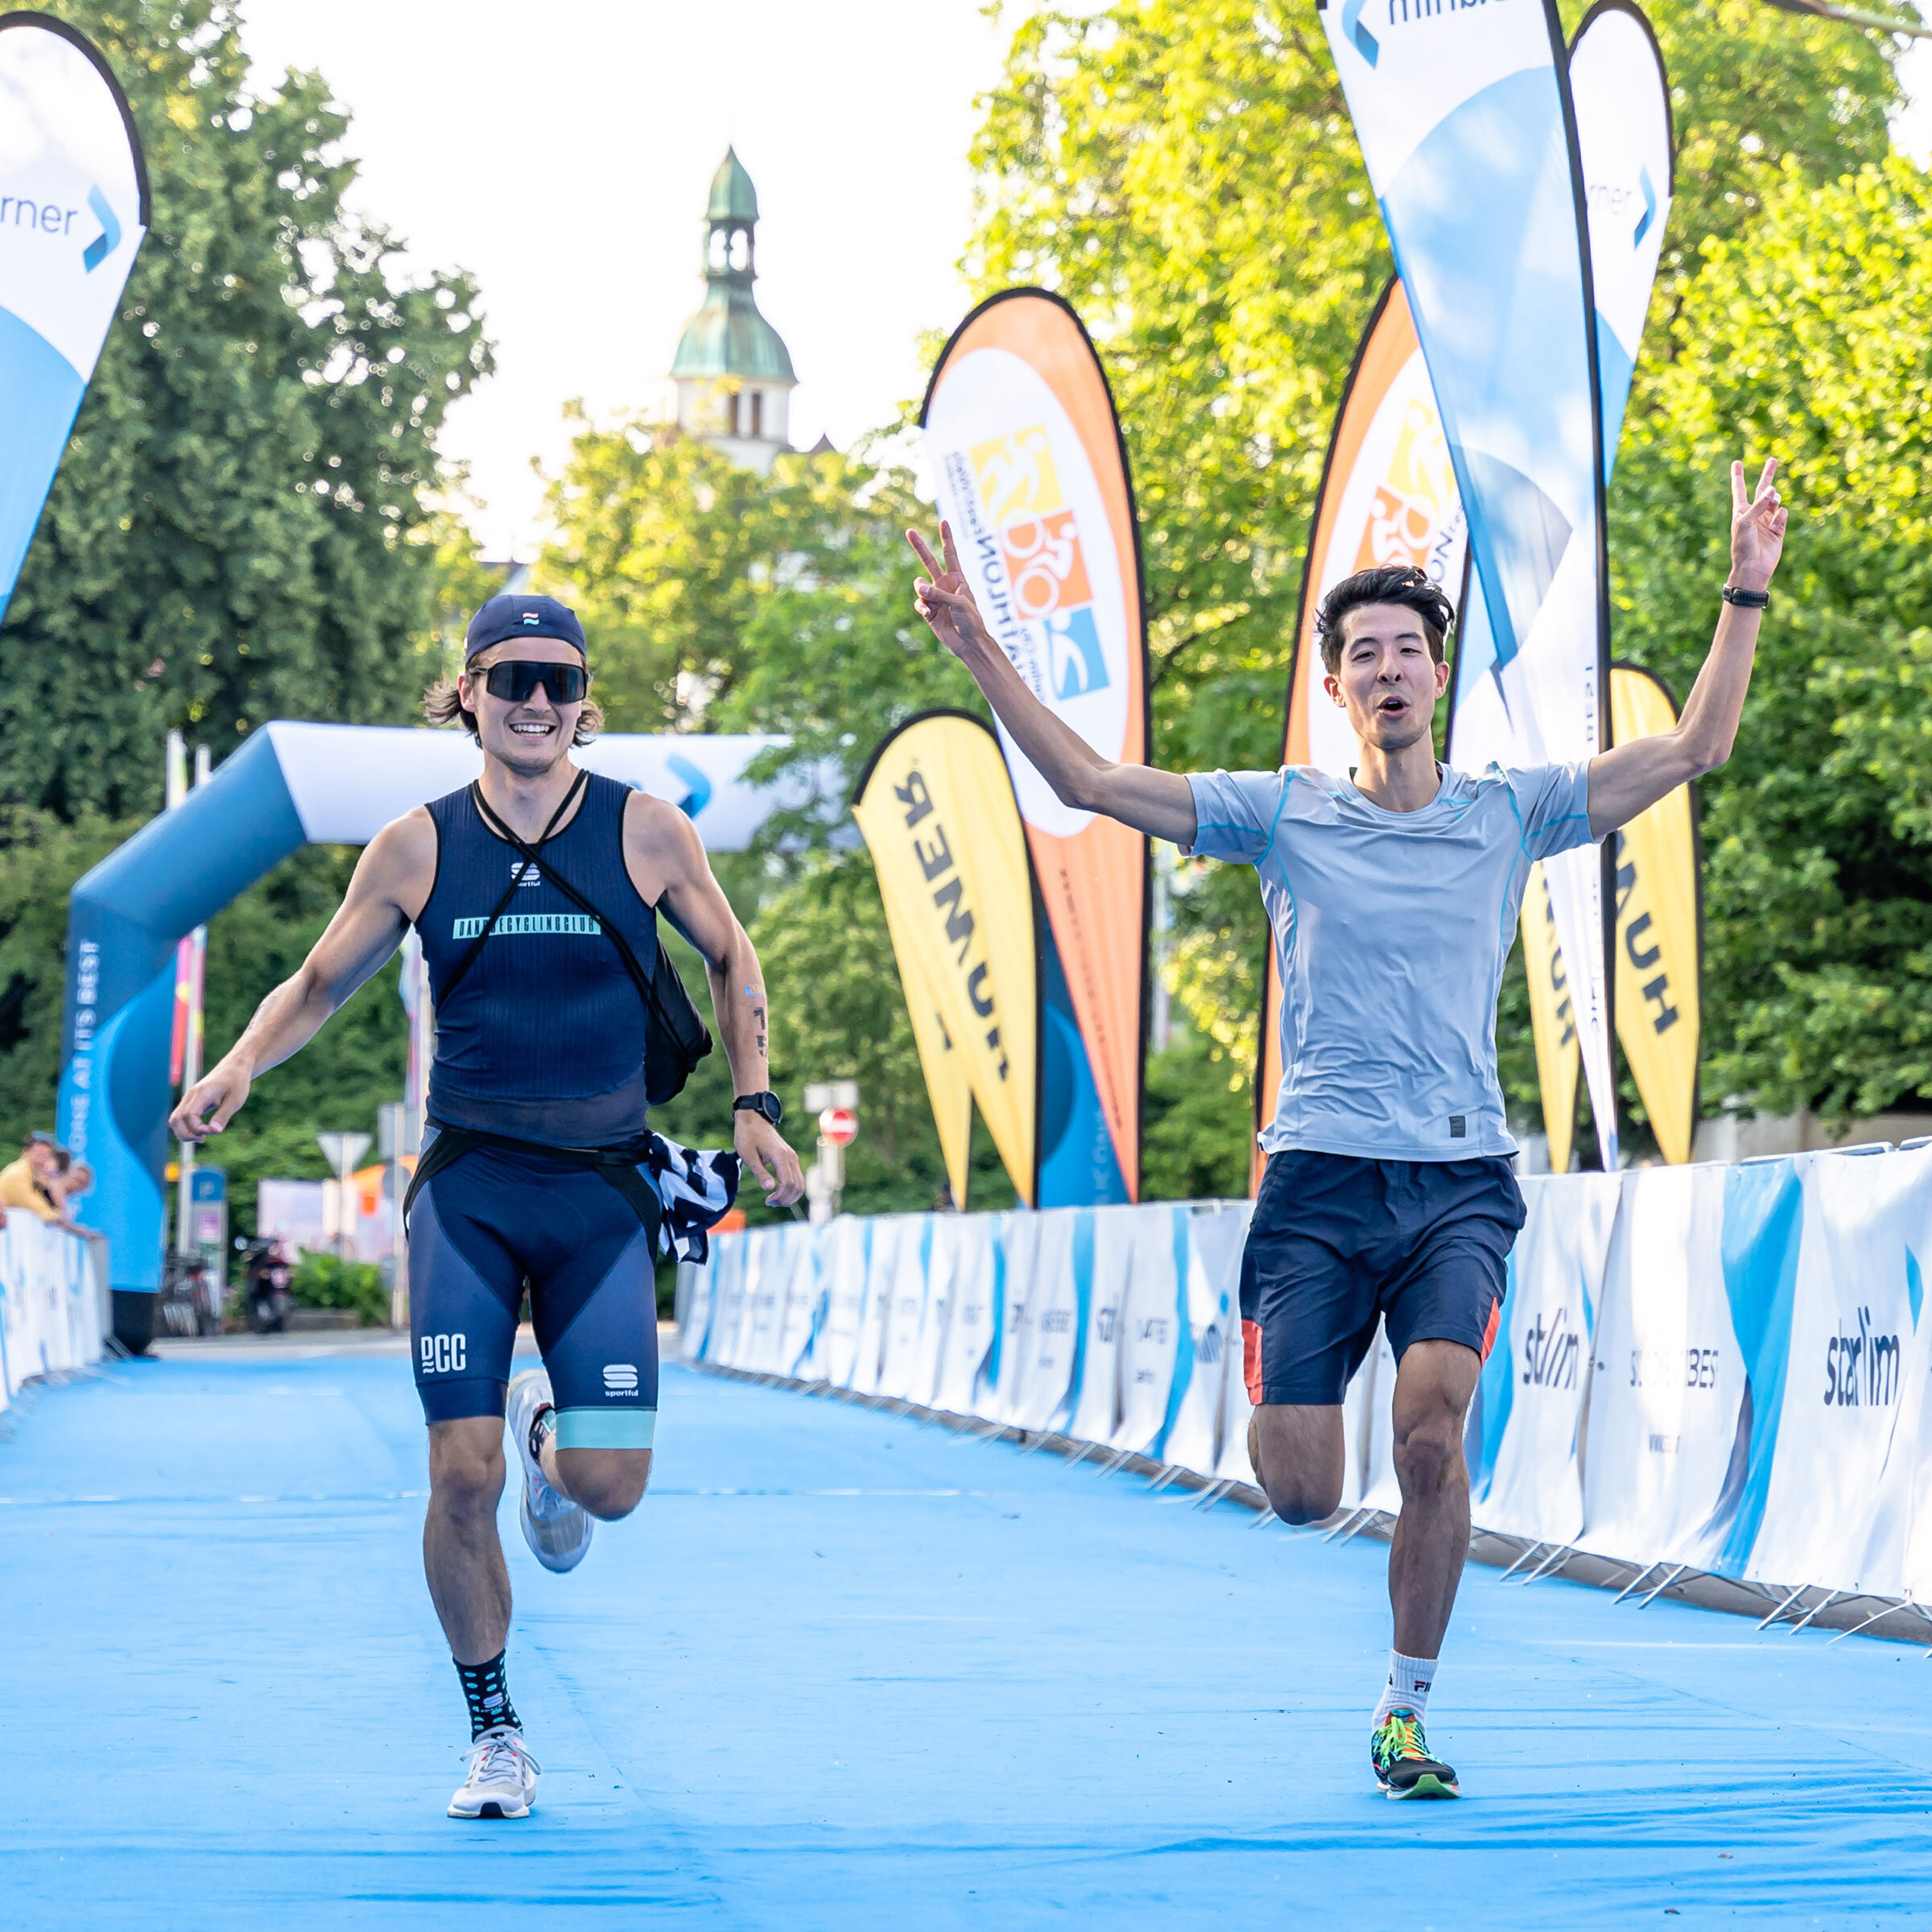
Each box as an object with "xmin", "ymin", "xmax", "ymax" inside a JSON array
[{"xmin": 423, "ymin": 671, "xmax": 604, "ymax": 745}]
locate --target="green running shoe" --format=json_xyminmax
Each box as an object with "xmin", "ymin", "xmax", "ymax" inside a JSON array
[{"xmin": 1370, "ymin": 1710, "xmax": 1460, "ymax": 1800}]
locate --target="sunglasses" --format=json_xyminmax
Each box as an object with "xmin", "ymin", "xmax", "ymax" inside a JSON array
[{"xmin": 478, "ymin": 660, "xmax": 588, "ymax": 705}]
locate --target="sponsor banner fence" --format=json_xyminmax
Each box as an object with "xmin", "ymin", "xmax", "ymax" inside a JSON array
[
  {"xmin": 682, "ymin": 1144, "xmax": 1932, "ymax": 1612},
  {"xmin": 0, "ymin": 1221, "xmax": 109, "ymax": 1411}
]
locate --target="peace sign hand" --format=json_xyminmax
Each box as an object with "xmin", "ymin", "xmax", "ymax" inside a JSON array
[
  {"xmin": 907, "ymin": 522, "xmax": 994, "ymax": 664},
  {"xmin": 1730, "ymin": 456, "xmax": 1787, "ymax": 595}
]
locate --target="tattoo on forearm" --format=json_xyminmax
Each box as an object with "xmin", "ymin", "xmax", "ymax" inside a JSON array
[{"xmin": 744, "ymin": 983, "xmax": 768, "ymax": 1063}]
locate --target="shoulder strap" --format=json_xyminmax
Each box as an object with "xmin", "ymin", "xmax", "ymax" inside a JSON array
[
  {"xmin": 434, "ymin": 770, "xmax": 588, "ymax": 1009},
  {"xmin": 469, "ymin": 778, "xmax": 675, "ymax": 1034}
]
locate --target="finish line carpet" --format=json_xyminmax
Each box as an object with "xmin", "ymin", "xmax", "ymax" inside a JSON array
[{"xmin": 2, "ymin": 1344, "xmax": 1926, "ymax": 1929}]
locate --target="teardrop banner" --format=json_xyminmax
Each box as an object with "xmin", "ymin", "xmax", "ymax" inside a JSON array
[
  {"xmin": 1253, "ymin": 277, "xmax": 1471, "ymax": 1189},
  {"xmin": 1323, "ymin": 0, "xmax": 1617, "ymax": 1167},
  {"xmin": 1507, "ymin": 2, "xmax": 1676, "ymax": 1168},
  {"xmin": 1570, "ymin": 0, "xmax": 1674, "ymax": 484},
  {"xmin": 852, "ymin": 710, "xmax": 1038, "ymax": 1207},
  {"xmin": 920, "ymin": 289, "xmax": 1148, "ymax": 1203},
  {"xmin": 0, "ymin": 11, "xmax": 149, "ymax": 621}
]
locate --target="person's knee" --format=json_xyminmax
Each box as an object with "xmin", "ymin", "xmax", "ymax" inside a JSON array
[
  {"xmin": 429, "ymin": 1424, "xmax": 506, "ymax": 1523},
  {"xmin": 1262, "ymin": 1468, "xmax": 1344, "ymax": 1526},
  {"xmin": 1393, "ymin": 1419, "xmax": 1462, "ymax": 1501},
  {"xmin": 556, "ymin": 1447, "xmax": 650, "ymax": 1521}
]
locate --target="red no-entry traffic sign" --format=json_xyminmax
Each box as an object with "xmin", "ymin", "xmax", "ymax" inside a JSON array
[{"xmin": 819, "ymin": 1106, "xmax": 858, "ymax": 1147}]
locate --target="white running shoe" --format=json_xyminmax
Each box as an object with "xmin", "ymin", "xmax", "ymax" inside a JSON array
[
  {"xmin": 448, "ymin": 1724, "xmax": 541, "ymax": 1819},
  {"xmin": 507, "ymin": 1368, "xmax": 594, "ymax": 1574}
]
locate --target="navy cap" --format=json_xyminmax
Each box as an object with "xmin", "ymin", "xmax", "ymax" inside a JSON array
[{"xmin": 464, "ymin": 592, "xmax": 587, "ymax": 662}]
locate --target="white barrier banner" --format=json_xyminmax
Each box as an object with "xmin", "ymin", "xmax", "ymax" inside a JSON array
[
  {"xmin": 1580, "ymin": 1163, "xmax": 1744, "ymax": 1565},
  {"xmin": 1165, "ymin": 1204, "xmax": 1245, "ymax": 1476},
  {"xmin": 0, "ymin": 1220, "xmax": 105, "ymax": 1402},
  {"xmin": 847, "ymin": 1218, "xmax": 898, "ymax": 1397},
  {"xmin": 1068, "ymin": 1208, "xmax": 1130, "ymax": 1445},
  {"xmin": 1746, "ymin": 1148, "xmax": 1932, "ymax": 1596},
  {"xmin": 1468, "ymin": 1173, "xmax": 1620, "ymax": 1545},
  {"xmin": 876, "ymin": 1218, "xmax": 930, "ymax": 1404},
  {"xmin": 1114, "ymin": 1206, "xmax": 1183, "ymax": 1455},
  {"xmin": 685, "ymin": 1153, "xmax": 1932, "ymax": 1612},
  {"xmin": 776, "ymin": 1224, "xmax": 824, "ymax": 1381},
  {"xmin": 935, "ymin": 1215, "xmax": 997, "ymax": 1415},
  {"xmin": 821, "ymin": 1217, "xmax": 869, "ymax": 1387}
]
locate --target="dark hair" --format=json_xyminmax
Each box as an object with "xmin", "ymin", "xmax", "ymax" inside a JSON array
[
  {"xmin": 423, "ymin": 669, "xmax": 604, "ymax": 745},
  {"xmin": 1316, "ymin": 564, "xmax": 1456, "ymax": 674}
]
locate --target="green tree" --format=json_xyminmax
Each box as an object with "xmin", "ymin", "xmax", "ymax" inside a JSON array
[{"xmin": 3, "ymin": 0, "xmax": 492, "ymax": 819}]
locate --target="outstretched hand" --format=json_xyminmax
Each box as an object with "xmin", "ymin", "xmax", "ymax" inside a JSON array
[
  {"xmin": 907, "ymin": 522, "xmax": 993, "ymax": 663},
  {"xmin": 1730, "ymin": 456, "xmax": 1787, "ymax": 594}
]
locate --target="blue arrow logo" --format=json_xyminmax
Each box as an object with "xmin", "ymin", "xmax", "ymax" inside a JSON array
[
  {"xmin": 666, "ymin": 752, "xmax": 712, "ymax": 819},
  {"xmin": 1343, "ymin": 0, "xmax": 1380, "ymax": 66},
  {"xmin": 82, "ymin": 184, "xmax": 119, "ymax": 274},
  {"xmin": 1633, "ymin": 165, "xmax": 1656, "ymax": 248}
]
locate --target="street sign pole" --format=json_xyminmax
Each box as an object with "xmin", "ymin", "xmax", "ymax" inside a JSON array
[{"xmin": 317, "ymin": 1131, "xmax": 372, "ymax": 1259}]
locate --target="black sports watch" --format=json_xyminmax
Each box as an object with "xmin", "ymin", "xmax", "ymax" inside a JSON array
[{"xmin": 733, "ymin": 1091, "xmax": 783, "ymax": 1126}]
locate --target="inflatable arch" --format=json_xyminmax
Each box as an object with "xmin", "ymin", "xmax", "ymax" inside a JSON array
[{"xmin": 56, "ymin": 722, "xmax": 803, "ymax": 1327}]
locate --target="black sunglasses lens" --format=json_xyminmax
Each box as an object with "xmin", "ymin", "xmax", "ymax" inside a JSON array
[{"xmin": 485, "ymin": 662, "xmax": 586, "ymax": 704}]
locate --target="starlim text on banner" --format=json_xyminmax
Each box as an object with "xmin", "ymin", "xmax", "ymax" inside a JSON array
[
  {"xmin": 921, "ymin": 291, "xmax": 1149, "ymax": 1201},
  {"xmin": 1323, "ymin": 0, "xmax": 1618, "ymax": 1166},
  {"xmin": 852, "ymin": 710, "xmax": 1038, "ymax": 1204},
  {"xmin": 0, "ymin": 14, "xmax": 148, "ymax": 621},
  {"xmin": 1255, "ymin": 276, "xmax": 1469, "ymax": 1187}
]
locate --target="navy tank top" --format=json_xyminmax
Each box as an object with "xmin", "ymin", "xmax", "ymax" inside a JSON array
[{"xmin": 416, "ymin": 772, "xmax": 657, "ymax": 1146}]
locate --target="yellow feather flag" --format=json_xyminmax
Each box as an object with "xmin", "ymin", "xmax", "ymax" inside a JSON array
[
  {"xmin": 877, "ymin": 896, "xmax": 976, "ymax": 1208},
  {"xmin": 1522, "ymin": 861, "xmax": 1582, "ymax": 1175},
  {"xmin": 1609, "ymin": 665, "xmax": 1702, "ymax": 1165},
  {"xmin": 1520, "ymin": 665, "xmax": 1703, "ymax": 1166},
  {"xmin": 852, "ymin": 711, "xmax": 1038, "ymax": 1205}
]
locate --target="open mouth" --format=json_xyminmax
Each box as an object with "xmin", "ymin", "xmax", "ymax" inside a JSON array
[{"xmin": 509, "ymin": 719, "xmax": 555, "ymax": 737}]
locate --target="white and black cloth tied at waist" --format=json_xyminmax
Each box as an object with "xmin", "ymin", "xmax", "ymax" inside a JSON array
[
  {"xmin": 403, "ymin": 1125, "xmax": 740, "ymax": 1265},
  {"xmin": 643, "ymin": 1134, "xmax": 739, "ymax": 1264}
]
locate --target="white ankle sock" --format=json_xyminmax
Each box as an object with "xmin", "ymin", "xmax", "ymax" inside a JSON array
[{"xmin": 1373, "ymin": 1649, "xmax": 1436, "ymax": 1726}]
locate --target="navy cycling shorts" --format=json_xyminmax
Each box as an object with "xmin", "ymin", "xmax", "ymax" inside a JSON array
[
  {"xmin": 408, "ymin": 1137, "xmax": 659, "ymax": 1449},
  {"xmin": 1240, "ymin": 1150, "xmax": 1524, "ymax": 1408}
]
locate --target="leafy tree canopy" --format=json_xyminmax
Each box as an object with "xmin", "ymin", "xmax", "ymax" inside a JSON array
[{"xmin": 2, "ymin": 0, "xmax": 492, "ymax": 819}]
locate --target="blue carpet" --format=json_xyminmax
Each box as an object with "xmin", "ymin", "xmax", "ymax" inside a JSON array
[{"xmin": 1, "ymin": 1347, "xmax": 1927, "ymax": 1929}]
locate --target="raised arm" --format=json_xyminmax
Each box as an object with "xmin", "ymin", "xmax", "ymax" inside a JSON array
[
  {"xmin": 907, "ymin": 524, "xmax": 1199, "ymax": 847},
  {"xmin": 1586, "ymin": 456, "xmax": 1788, "ymax": 839},
  {"xmin": 635, "ymin": 801, "xmax": 805, "ymax": 1208},
  {"xmin": 169, "ymin": 811, "xmax": 431, "ymax": 1141}
]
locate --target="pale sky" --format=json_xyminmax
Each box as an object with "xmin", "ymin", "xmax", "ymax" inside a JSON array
[{"xmin": 238, "ymin": 2, "xmax": 1932, "ymax": 562}]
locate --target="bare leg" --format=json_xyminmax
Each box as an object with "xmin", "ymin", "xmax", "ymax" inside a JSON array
[
  {"xmin": 425, "ymin": 1416, "xmax": 511, "ymax": 1666},
  {"xmin": 1247, "ymin": 1404, "xmax": 1347, "ymax": 1525},
  {"xmin": 542, "ymin": 1442, "xmax": 654, "ymax": 1521},
  {"xmin": 1386, "ymin": 1339, "xmax": 1481, "ymax": 1657}
]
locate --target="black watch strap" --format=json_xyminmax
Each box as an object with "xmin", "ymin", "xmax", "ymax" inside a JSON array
[
  {"xmin": 1721, "ymin": 583, "xmax": 1770, "ymax": 609},
  {"xmin": 733, "ymin": 1091, "xmax": 782, "ymax": 1125}
]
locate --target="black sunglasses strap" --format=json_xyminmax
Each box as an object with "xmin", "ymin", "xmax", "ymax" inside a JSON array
[{"xmin": 436, "ymin": 769, "xmax": 588, "ymax": 1007}]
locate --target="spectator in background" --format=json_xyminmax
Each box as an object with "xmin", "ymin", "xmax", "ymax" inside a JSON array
[
  {"xmin": 0, "ymin": 1132, "xmax": 63, "ymax": 1224},
  {"xmin": 51, "ymin": 1159, "xmax": 103, "ymax": 1242}
]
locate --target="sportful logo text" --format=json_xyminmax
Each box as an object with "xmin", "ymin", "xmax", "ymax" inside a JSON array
[{"xmin": 603, "ymin": 1363, "xmax": 639, "ymax": 1397}]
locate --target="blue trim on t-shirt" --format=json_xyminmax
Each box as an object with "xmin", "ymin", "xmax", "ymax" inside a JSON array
[{"xmin": 1256, "ymin": 769, "xmax": 1297, "ymax": 871}]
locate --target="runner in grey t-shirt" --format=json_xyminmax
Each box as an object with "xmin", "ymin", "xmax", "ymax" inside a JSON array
[{"xmin": 906, "ymin": 455, "xmax": 1787, "ymax": 1801}]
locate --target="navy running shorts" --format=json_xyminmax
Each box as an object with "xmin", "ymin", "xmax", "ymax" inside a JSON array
[
  {"xmin": 1239, "ymin": 1150, "xmax": 1524, "ymax": 1408},
  {"xmin": 408, "ymin": 1135, "xmax": 659, "ymax": 1449}
]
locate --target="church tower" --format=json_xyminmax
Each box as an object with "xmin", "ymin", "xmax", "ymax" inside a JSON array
[{"xmin": 670, "ymin": 150, "xmax": 797, "ymax": 473}]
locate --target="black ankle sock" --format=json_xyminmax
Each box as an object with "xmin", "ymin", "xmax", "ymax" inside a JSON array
[{"xmin": 456, "ymin": 1649, "xmax": 520, "ymax": 1740}]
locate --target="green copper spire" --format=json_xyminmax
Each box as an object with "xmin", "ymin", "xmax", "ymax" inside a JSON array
[{"xmin": 671, "ymin": 149, "xmax": 795, "ymax": 386}]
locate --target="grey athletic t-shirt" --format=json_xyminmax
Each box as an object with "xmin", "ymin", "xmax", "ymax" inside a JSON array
[{"xmin": 1186, "ymin": 762, "xmax": 1596, "ymax": 1161}]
